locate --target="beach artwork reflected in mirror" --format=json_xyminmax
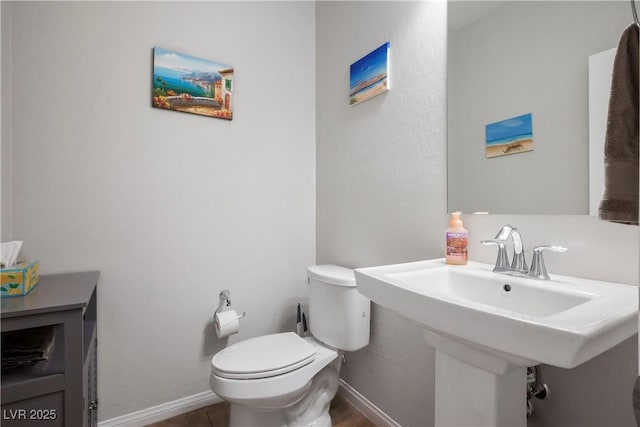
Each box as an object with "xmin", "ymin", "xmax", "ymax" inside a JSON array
[
  {"xmin": 152, "ymin": 47, "xmax": 234, "ymax": 120},
  {"xmin": 486, "ymin": 113, "xmax": 534, "ymax": 158},
  {"xmin": 349, "ymin": 42, "xmax": 390, "ymax": 106}
]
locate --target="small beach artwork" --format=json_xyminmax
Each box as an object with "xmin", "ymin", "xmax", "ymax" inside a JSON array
[
  {"xmin": 152, "ymin": 47, "xmax": 233, "ymax": 120},
  {"xmin": 485, "ymin": 113, "xmax": 534, "ymax": 158},
  {"xmin": 349, "ymin": 42, "xmax": 390, "ymax": 106}
]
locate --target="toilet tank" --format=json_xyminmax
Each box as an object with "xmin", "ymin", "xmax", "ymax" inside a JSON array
[{"xmin": 306, "ymin": 265, "xmax": 370, "ymax": 351}]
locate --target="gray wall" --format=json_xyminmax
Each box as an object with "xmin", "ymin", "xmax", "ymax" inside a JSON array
[
  {"xmin": 317, "ymin": 2, "xmax": 638, "ymax": 426},
  {"xmin": 5, "ymin": 2, "xmax": 315, "ymax": 421},
  {"xmin": 448, "ymin": 1, "xmax": 629, "ymax": 215}
]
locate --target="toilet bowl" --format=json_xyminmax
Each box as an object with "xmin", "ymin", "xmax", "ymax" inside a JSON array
[
  {"xmin": 210, "ymin": 334, "xmax": 340, "ymax": 426},
  {"xmin": 209, "ymin": 265, "xmax": 371, "ymax": 427}
]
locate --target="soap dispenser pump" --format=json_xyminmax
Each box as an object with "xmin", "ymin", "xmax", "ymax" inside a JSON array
[{"xmin": 446, "ymin": 211, "xmax": 468, "ymax": 265}]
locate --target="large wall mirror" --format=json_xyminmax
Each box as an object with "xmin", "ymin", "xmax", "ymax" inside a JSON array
[{"xmin": 447, "ymin": 1, "xmax": 630, "ymax": 214}]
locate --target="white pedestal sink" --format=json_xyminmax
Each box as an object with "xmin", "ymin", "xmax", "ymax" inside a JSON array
[
  {"xmin": 354, "ymin": 259, "xmax": 637, "ymax": 426},
  {"xmin": 434, "ymin": 350, "xmax": 523, "ymax": 426}
]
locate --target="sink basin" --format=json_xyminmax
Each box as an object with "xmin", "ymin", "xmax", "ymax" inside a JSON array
[
  {"xmin": 355, "ymin": 259, "xmax": 637, "ymax": 369},
  {"xmin": 356, "ymin": 258, "xmax": 637, "ymax": 426}
]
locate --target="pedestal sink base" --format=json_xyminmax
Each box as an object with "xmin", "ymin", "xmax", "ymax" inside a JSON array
[{"xmin": 435, "ymin": 351, "xmax": 525, "ymax": 427}]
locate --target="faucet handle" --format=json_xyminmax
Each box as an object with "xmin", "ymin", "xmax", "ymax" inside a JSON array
[
  {"xmin": 533, "ymin": 245, "xmax": 567, "ymax": 253},
  {"xmin": 528, "ymin": 246, "xmax": 567, "ymax": 280},
  {"xmin": 481, "ymin": 239, "xmax": 510, "ymax": 272}
]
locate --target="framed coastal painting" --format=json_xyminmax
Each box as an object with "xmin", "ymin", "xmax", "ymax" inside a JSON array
[
  {"xmin": 152, "ymin": 47, "xmax": 234, "ymax": 120},
  {"xmin": 485, "ymin": 113, "xmax": 534, "ymax": 158},
  {"xmin": 349, "ymin": 42, "xmax": 390, "ymax": 106}
]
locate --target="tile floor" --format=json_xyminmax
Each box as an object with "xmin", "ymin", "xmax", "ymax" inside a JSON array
[{"xmin": 146, "ymin": 395, "xmax": 376, "ymax": 427}]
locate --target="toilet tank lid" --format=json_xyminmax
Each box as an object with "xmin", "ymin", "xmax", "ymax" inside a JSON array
[{"xmin": 307, "ymin": 265, "xmax": 355, "ymax": 287}]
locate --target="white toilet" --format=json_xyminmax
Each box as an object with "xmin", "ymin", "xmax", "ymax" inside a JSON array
[{"xmin": 209, "ymin": 265, "xmax": 371, "ymax": 427}]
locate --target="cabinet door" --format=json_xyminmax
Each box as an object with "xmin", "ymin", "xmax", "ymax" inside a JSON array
[
  {"xmin": 83, "ymin": 338, "xmax": 98, "ymax": 427},
  {"xmin": 89, "ymin": 338, "xmax": 97, "ymax": 427}
]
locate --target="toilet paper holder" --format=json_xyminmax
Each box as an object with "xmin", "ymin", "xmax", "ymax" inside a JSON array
[{"xmin": 214, "ymin": 290, "xmax": 246, "ymax": 319}]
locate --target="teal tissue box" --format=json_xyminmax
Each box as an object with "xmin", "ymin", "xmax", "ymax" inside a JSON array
[{"xmin": 1, "ymin": 260, "xmax": 40, "ymax": 298}]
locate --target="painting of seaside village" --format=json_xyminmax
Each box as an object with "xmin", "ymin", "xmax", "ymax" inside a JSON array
[
  {"xmin": 485, "ymin": 113, "xmax": 534, "ymax": 158},
  {"xmin": 350, "ymin": 42, "xmax": 390, "ymax": 106},
  {"xmin": 152, "ymin": 48, "xmax": 233, "ymax": 120}
]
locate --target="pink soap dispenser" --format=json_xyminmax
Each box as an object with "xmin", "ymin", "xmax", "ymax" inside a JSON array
[{"xmin": 446, "ymin": 211, "xmax": 468, "ymax": 265}]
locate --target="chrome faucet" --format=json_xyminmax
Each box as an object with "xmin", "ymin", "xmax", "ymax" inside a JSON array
[
  {"xmin": 481, "ymin": 225, "xmax": 566, "ymax": 280},
  {"xmin": 528, "ymin": 245, "xmax": 568, "ymax": 280},
  {"xmin": 506, "ymin": 226, "xmax": 528, "ymax": 274}
]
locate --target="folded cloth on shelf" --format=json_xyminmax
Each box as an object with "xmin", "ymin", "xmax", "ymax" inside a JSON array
[
  {"xmin": 1, "ymin": 325, "xmax": 56, "ymax": 370},
  {"xmin": 599, "ymin": 23, "xmax": 639, "ymax": 225}
]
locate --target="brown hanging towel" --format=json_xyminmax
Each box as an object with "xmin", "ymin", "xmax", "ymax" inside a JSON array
[{"xmin": 599, "ymin": 23, "xmax": 639, "ymax": 225}]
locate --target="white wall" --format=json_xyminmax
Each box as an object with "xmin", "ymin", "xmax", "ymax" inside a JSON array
[
  {"xmin": 6, "ymin": 1, "xmax": 638, "ymax": 424},
  {"xmin": 317, "ymin": 2, "xmax": 447, "ymax": 426},
  {"xmin": 589, "ymin": 48, "xmax": 616, "ymax": 216},
  {"xmin": 448, "ymin": 1, "xmax": 629, "ymax": 215},
  {"xmin": 7, "ymin": 1, "xmax": 316, "ymax": 421},
  {"xmin": 317, "ymin": 1, "xmax": 638, "ymax": 426},
  {"xmin": 1, "ymin": 1, "xmax": 12, "ymax": 241}
]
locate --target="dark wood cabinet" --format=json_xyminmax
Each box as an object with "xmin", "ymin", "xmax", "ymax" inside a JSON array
[{"xmin": 1, "ymin": 271, "xmax": 99, "ymax": 427}]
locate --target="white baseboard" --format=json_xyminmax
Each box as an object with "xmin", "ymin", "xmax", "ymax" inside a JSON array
[
  {"xmin": 98, "ymin": 390, "xmax": 223, "ymax": 427},
  {"xmin": 338, "ymin": 379, "xmax": 401, "ymax": 427},
  {"xmin": 98, "ymin": 380, "xmax": 398, "ymax": 427}
]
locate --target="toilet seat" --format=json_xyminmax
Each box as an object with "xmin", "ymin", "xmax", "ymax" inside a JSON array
[
  {"xmin": 212, "ymin": 332, "xmax": 316, "ymax": 380},
  {"xmin": 210, "ymin": 336, "xmax": 339, "ymax": 406}
]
